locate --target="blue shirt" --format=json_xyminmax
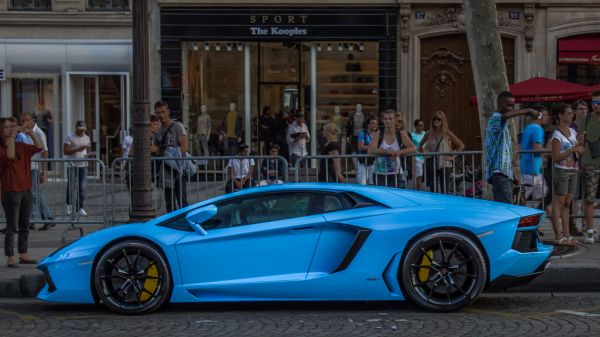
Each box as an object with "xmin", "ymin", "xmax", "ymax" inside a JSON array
[
  {"xmin": 411, "ymin": 131, "xmax": 425, "ymax": 160},
  {"xmin": 15, "ymin": 132, "xmax": 29, "ymax": 143},
  {"xmin": 357, "ymin": 130, "xmax": 372, "ymax": 154},
  {"xmin": 519, "ymin": 123, "xmax": 544, "ymax": 175},
  {"xmin": 485, "ymin": 112, "xmax": 513, "ymax": 182}
]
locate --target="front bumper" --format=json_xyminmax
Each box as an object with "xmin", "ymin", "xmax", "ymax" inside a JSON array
[{"xmin": 488, "ymin": 257, "xmax": 551, "ymax": 290}]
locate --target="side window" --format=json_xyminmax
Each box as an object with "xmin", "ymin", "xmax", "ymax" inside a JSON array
[
  {"xmin": 322, "ymin": 194, "xmax": 347, "ymax": 212},
  {"xmin": 243, "ymin": 193, "xmax": 313, "ymax": 225},
  {"xmin": 202, "ymin": 193, "xmax": 315, "ymax": 229}
]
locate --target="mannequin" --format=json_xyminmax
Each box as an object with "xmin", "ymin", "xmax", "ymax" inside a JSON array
[
  {"xmin": 196, "ymin": 104, "xmax": 211, "ymax": 156},
  {"xmin": 347, "ymin": 103, "xmax": 365, "ymax": 155},
  {"xmin": 330, "ymin": 105, "xmax": 343, "ymax": 137},
  {"xmin": 225, "ymin": 102, "xmax": 242, "ymax": 155},
  {"xmin": 352, "ymin": 104, "xmax": 364, "ymax": 137}
]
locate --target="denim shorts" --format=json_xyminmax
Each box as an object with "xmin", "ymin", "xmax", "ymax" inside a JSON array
[{"xmin": 552, "ymin": 167, "xmax": 578, "ymax": 195}]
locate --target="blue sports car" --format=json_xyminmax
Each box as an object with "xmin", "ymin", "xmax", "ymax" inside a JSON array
[{"xmin": 37, "ymin": 183, "xmax": 552, "ymax": 314}]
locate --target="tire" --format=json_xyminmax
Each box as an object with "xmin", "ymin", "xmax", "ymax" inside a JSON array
[
  {"xmin": 400, "ymin": 230, "xmax": 487, "ymax": 312},
  {"xmin": 94, "ymin": 240, "xmax": 172, "ymax": 314}
]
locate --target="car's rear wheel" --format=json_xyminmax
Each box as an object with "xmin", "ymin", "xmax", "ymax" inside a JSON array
[
  {"xmin": 94, "ymin": 240, "xmax": 171, "ymax": 314},
  {"xmin": 400, "ymin": 230, "xmax": 487, "ymax": 312}
]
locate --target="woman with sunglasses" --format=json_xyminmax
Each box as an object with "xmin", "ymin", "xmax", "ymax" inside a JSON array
[{"xmin": 418, "ymin": 110, "xmax": 464, "ymax": 194}]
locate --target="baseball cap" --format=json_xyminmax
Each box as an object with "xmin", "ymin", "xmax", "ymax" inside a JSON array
[{"xmin": 76, "ymin": 120, "xmax": 87, "ymax": 130}]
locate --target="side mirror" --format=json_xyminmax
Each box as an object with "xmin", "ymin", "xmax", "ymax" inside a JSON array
[{"xmin": 185, "ymin": 205, "xmax": 217, "ymax": 235}]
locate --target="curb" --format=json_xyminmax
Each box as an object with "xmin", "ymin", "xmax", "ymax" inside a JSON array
[
  {"xmin": 508, "ymin": 267, "xmax": 600, "ymax": 292},
  {"xmin": 0, "ymin": 273, "xmax": 46, "ymax": 298}
]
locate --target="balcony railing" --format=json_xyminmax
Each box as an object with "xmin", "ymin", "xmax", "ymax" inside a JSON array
[
  {"xmin": 87, "ymin": 0, "xmax": 129, "ymax": 11},
  {"xmin": 8, "ymin": 0, "xmax": 51, "ymax": 10}
]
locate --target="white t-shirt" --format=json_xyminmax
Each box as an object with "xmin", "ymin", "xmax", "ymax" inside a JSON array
[
  {"xmin": 287, "ymin": 121, "xmax": 310, "ymax": 156},
  {"xmin": 64, "ymin": 132, "xmax": 91, "ymax": 167},
  {"xmin": 551, "ymin": 127, "xmax": 579, "ymax": 170},
  {"xmin": 121, "ymin": 135, "xmax": 133, "ymax": 158},
  {"xmin": 25, "ymin": 124, "xmax": 48, "ymax": 171},
  {"xmin": 375, "ymin": 137, "xmax": 402, "ymax": 175},
  {"xmin": 227, "ymin": 158, "xmax": 255, "ymax": 179}
]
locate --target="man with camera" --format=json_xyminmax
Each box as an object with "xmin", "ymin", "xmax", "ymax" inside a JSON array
[
  {"xmin": 287, "ymin": 110, "xmax": 310, "ymax": 167},
  {"xmin": 63, "ymin": 120, "xmax": 91, "ymax": 216},
  {"xmin": 0, "ymin": 117, "xmax": 44, "ymax": 267}
]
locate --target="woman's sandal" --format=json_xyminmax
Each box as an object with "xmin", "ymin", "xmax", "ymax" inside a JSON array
[{"xmin": 556, "ymin": 237, "xmax": 569, "ymax": 245}]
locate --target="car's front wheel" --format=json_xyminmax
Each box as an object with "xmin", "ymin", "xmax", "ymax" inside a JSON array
[
  {"xmin": 94, "ymin": 240, "xmax": 172, "ymax": 314},
  {"xmin": 400, "ymin": 230, "xmax": 487, "ymax": 312}
]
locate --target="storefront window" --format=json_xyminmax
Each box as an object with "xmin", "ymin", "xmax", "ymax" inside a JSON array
[
  {"xmin": 87, "ymin": 0, "xmax": 129, "ymax": 11},
  {"xmin": 557, "ymin": 64, "xmax": 600, "ymax": 85},
  {"xmin": 315, "ymin": 42, "xmax": 379, "ymax": 128},
  {"xmin": 187, "ymin": 42, "xmax": 255, "ymax": 155},
  {"xmin": 185, "ymin": 40, "xmax": 379, "ymax": 157},
  {"xmin": 11, "ymin": 78, "xmax": 54, "ymax": 119}
]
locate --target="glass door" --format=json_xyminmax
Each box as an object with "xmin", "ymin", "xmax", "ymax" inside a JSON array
[{"xmin": 67, "ymin": 72, "xmax": 128, "ymax": 177}]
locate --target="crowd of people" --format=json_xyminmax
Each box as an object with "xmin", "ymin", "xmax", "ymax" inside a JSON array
[
  {"xmin": 1, "ymin": 92, "xmax": 598, "ymax": 267},
  {"xmin": 485, "ymin": 91, "xmax": 600, "ymax": 245}
]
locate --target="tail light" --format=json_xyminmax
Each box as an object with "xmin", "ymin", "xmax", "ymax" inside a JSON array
[{"xmin": 518, "ymin": 215, "xmax": 541, "ymax": 228}]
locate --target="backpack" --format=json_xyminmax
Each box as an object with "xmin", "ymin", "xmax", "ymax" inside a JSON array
[{"xmin": 377, "ymin": 127, "xmax": 403, "ymax": 149}]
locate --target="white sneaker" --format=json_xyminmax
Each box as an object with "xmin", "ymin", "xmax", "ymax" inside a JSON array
[
  {"xmin": 78, "ymin": 208, "xmax": 88, "ymax": 217},
  {"xmin": 65, "ymin": 205, "xmax": 72, "ymax": 215},
  {"xmin": 584, "ymin": 229, "xmax": 595, "ymax": 244}
]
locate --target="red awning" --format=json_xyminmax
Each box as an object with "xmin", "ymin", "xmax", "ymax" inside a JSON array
[
  {"xmin": 558, "ymin": 34, "xmax": 600, "ymax": 64},
  {"xmin": 470, "ymin": 77, "xmax": 592, "ymax": 105}
]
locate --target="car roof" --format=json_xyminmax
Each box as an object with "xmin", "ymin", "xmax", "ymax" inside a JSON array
[{"xmin": 213, "ymin": 183, "xmax": 418, "ymax": 208}]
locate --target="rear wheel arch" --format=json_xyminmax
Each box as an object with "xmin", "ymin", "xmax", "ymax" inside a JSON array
[
  {"xmin": 90, "ymin": 236, "xmax": 173, "ymax": 305},
  {"xmin": 397, "ymin": 226, "xmax": 490, "ymax": 312},
  {"xmin": 400, "ymin": 226, "xmax": 491, "ymax": 288}
]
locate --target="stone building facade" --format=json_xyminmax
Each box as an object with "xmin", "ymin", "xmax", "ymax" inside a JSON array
[{"xmin": 2, "ymin": 1, "xmax": 599, "ymax": 156}]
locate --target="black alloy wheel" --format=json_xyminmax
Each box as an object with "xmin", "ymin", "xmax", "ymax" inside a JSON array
[
  {"xmin": 400, "ymin": 230, "xmax": 487, "ymax": 312},
  {"xmin": 94, "ymin": 240, "xmax": 172, "ymax": 314}
]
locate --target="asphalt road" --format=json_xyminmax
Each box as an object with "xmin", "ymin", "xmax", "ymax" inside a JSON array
[{"xmin": 1, "ymin": 293, "xmax": 599, "ymax": 336}]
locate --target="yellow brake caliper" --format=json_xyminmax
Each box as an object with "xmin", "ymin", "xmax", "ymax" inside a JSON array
[
  {"xmin": 140, "ymin": 263, "xmax": 159, "ymax": 302},
  {"xmin": 418, "ymin": 250, "xmax": 434, "ymax": 283}
]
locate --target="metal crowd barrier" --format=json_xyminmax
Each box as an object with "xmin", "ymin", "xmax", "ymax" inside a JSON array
[
  {"xmin": 0, "ymin": 158, "xmax": 108, "ymax": 244},
  {"xmin": 110, "ymin": 155, "xmax": 289, "ymax": 224}
]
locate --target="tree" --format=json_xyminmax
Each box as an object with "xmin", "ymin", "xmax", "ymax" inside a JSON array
[{"xmin": 463, "ymin": 0, "xmax": 520, "ymax": 197}]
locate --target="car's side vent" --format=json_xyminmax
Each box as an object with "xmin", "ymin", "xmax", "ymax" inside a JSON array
[
  {"xmin": 333, "ymin": 229, "xmax": 371, "ymax": 273},
  {"xmin": 512, "ymin": 231, "xmax": 537, "ymax": 253}
]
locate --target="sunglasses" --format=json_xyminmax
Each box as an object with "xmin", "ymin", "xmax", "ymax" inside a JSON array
[{"xmin": 592, "ymin": 100, "xmax": 600, "ymax": 105}]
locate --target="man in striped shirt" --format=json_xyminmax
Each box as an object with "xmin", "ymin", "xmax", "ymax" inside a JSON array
[{"xmin": 485, "ymin": 91, "xmax": 539, "ymax": 203}]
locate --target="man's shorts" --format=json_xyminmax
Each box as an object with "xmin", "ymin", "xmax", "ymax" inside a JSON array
[
  {"xmin": 583, "ymin": 165, "xmax": 600, "ymax": 202},
  {"xmin": 414, "ymin": 157, "xmax": 424, "ymax": 178},
  {"xmin": 521, "ymin": 174, "xmax": 548, "ymax": 201}
]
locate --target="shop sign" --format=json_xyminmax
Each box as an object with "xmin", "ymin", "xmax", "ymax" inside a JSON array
[
  {"xmin": 250, "ymin": 27, "xmax": 308, "ymax": 37},
  {"xmin": 0, "ymin": 68, "xmax": 4, "ymax": 81},
  {"xmin": 161, "ymin": 9, "xmax": 394, "ymax": 40}
]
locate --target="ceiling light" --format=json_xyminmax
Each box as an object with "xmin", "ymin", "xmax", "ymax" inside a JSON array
[
  {"xmin": 227, "ymin": 43, "xmax": 233, "ymax": 51},
  {"xmin": 192, "ymin": 42, "xmax": 199, "ymax": 51},
  {"xmin": 237, "ymin": 43, "xmax": 243, "ymax": 51},
  {"xmin": 337, "ymin": 43, "xmax": 343, "ymax": 51},
  {"xmin": 204, "ymin": 43, "xmax": 210, "ymax": 51},
  {"xmin": 359, "ymin": 43, "xmax": 364, "ymax": 51},
  {"xmin": 215, "ymin": 43, "xmax": 221, "ymax": 51},
  {"xmin": 348, "ymin": 43, "xmax": 354, "ymax": 51},
  {"xmin": 316, "ymin": 43, "xmax": 322, "ymax": 51},
  {"xmin": 327, "ymin": 43, "xmax": 332, "ymax": 51}
]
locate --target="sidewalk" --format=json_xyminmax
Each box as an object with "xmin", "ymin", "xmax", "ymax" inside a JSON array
[{"xmin": 0, "ymin": 215, "xmax": 598, "ymax": 297}]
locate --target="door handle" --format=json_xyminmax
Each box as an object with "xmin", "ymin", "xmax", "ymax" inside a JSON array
[{"xmin": 290, "ymin": 226, "xmax": 315, "ymax": 232}]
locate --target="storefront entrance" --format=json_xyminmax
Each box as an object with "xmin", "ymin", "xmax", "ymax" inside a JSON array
[
  {"xmin": 163, "ymin": 8, "xmax": 397, "ymax": 157},
  {"xmin": 66, "ymin": 72, "xmax": 129, "ymax": 175}
]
